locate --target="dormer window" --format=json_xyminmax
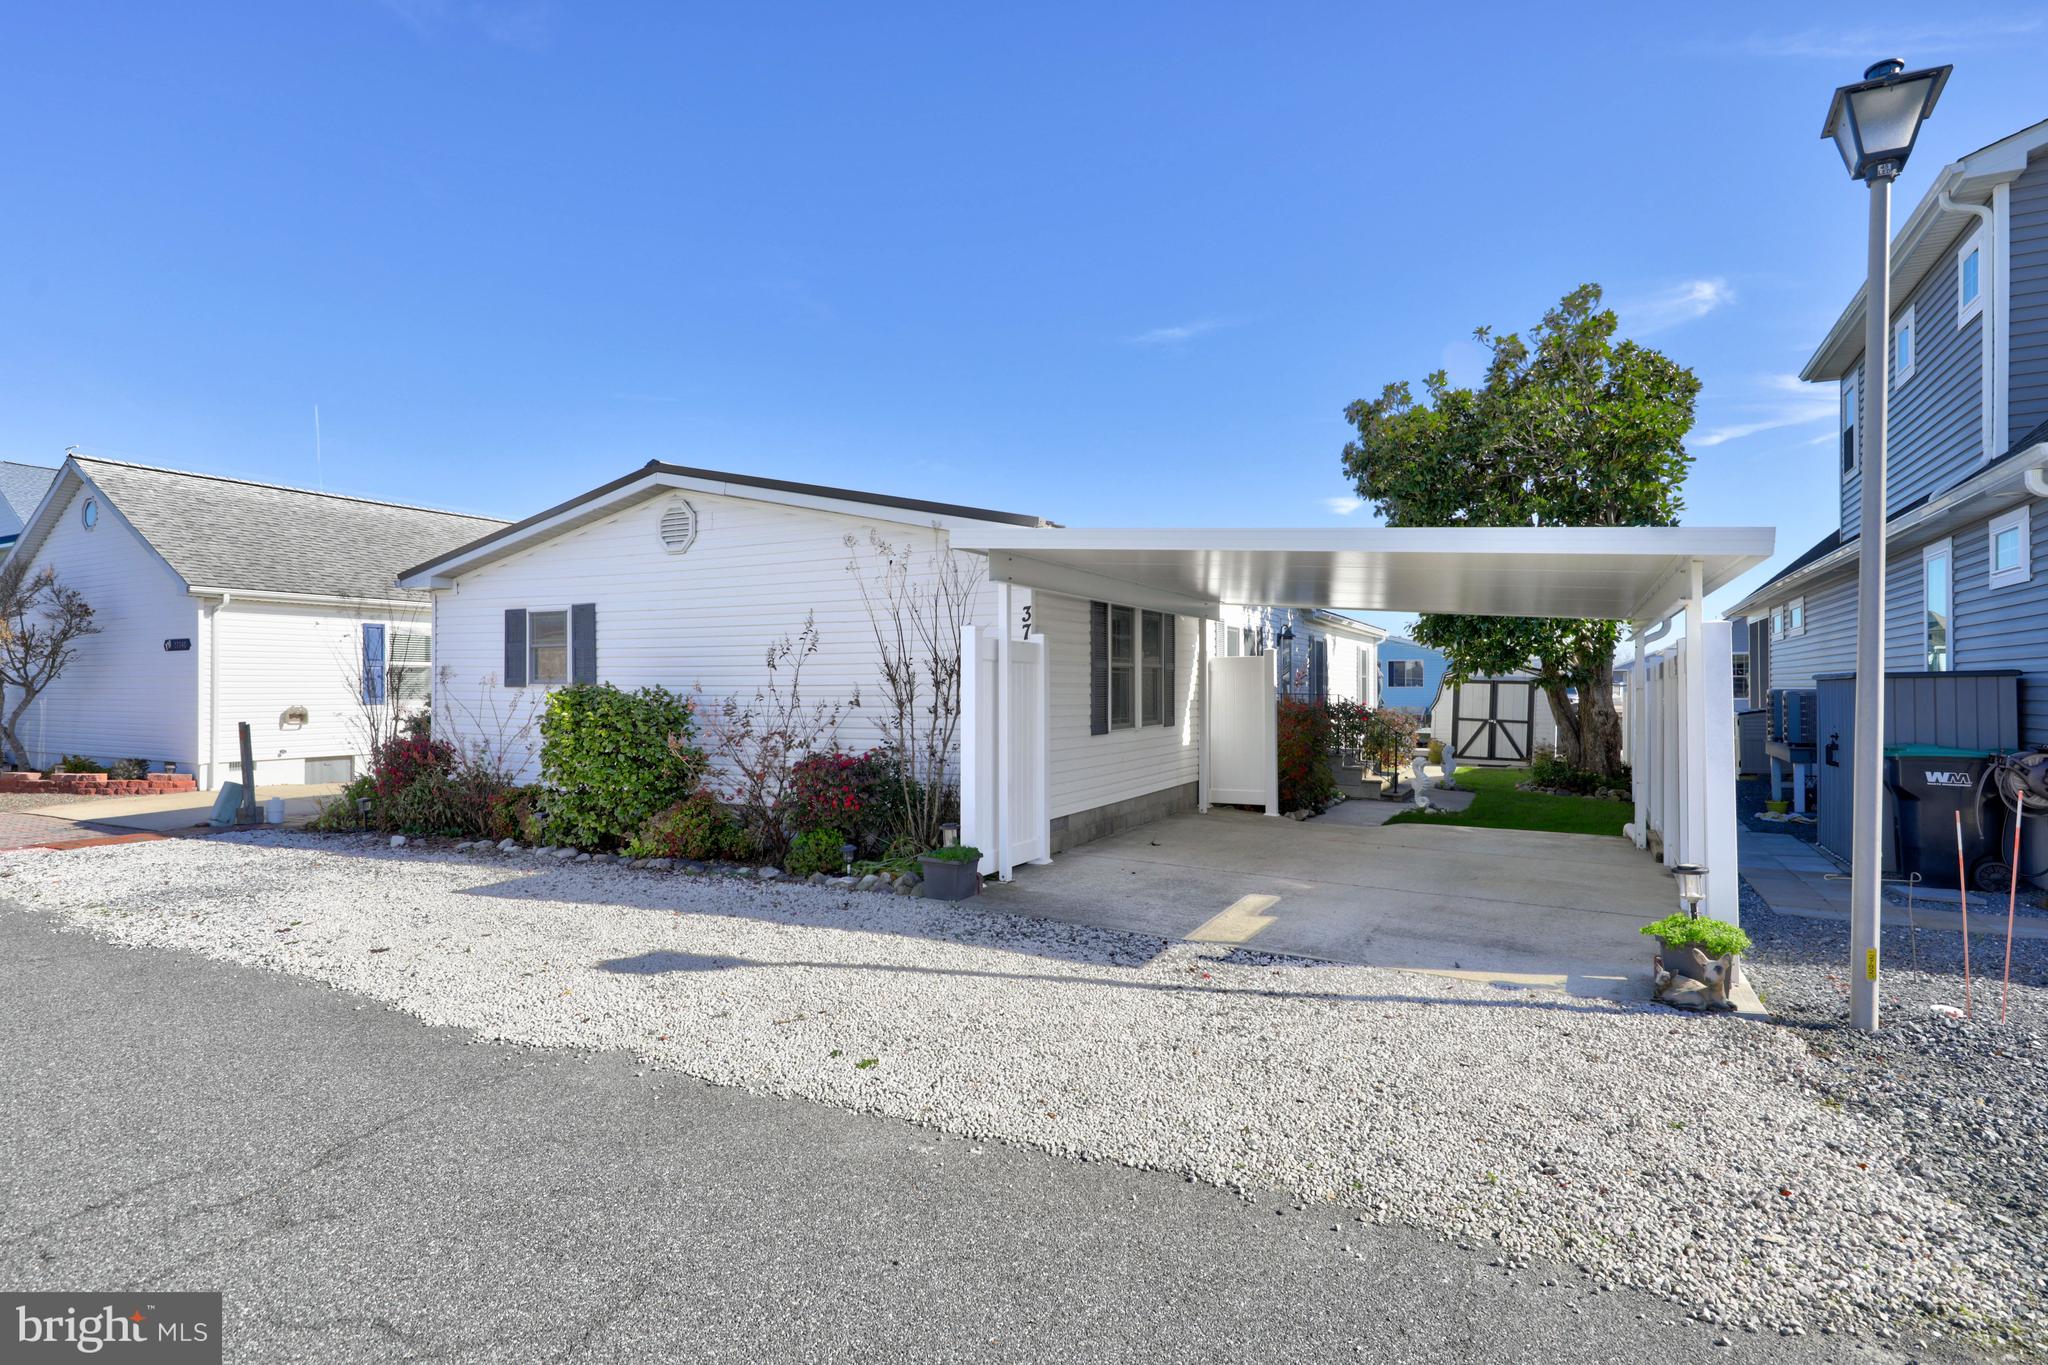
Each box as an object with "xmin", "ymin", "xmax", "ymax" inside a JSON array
[
  {"xmin": 1958, "ymin": 228, "xmax": 1984, "ymax": 325},
  {"xmin": 1893, "ymin": 305, "xmax": 1916, "ymax": 387}
]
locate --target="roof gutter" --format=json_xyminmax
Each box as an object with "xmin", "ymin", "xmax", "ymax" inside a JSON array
[
  {"xmin": 1727, "ymin": 441, "xmax": 2048, "ymax": 615},
  {"xmin": 185, "ymin": 585, "xmax": 426, "ymax": 611}
]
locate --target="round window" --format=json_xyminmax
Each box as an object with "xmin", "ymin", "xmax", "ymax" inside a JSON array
[{"xmin": 81, "ymin": 498, "xmax": 98, "ymax": 530}]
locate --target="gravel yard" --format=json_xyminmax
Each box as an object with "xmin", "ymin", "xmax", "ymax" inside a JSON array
[
  {"xmin": 3, "ymin": 832, "xmax": 2040, "ymax": 1354},
  {"xmin": 0, "ymin": 791, "xmax": 102, "ymax": 813}
]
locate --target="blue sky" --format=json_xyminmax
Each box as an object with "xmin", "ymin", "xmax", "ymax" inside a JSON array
[{"xmin": 4, "ymin": 3, "xmax": 2045, "ymax": 631}]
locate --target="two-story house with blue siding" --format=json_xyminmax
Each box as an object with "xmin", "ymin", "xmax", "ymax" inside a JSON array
[{"xmin": 1729, "ymin": 117, "xmax": 2048, "ymax": 874}]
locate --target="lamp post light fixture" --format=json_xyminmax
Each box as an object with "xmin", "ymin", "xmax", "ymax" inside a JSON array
[
  {"xmin": 1822, "ymin": 57, "xmax": 1951, "ymax": 1032},
  {"xmin": 1669, "ymin": 863, "xmax": 1707, "ymax": 919}
]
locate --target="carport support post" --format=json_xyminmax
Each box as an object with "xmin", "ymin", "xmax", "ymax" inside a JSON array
[
  {"xmin": 1263, "ymin": 648, "xmax": 1280, "ymax": 817},
  {"xmin": 995, "ymin": 580, "xmax": 1014, "ymax": 882},
  {"xmin": 1681, "ymin": 561, "xmax": 1707, "ymax": 871},
  {"xmin": 1629, "ymin": 628, "xmax": 1647, "ymax": 845},
  {"xmin": 1196, "ymin": 621, "xmax": 1211, "ymax": 813}
]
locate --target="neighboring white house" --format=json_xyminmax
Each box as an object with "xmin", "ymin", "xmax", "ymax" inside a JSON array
[
  {"xmin": 4, "ymin": 456, "xmax": 505, "ymax": 787},
  {"xmin": 1216, "ymin": 605, "xmax": 1383, "ymax": 706}
]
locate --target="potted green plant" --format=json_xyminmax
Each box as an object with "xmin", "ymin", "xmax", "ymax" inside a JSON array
[
  {"xmin": 916, "ymin": 845, "xmax": 983, "ymax": 901},
  {"xmin": 1640, "ymin": 912, "xmax": 1753, "ymax": 1011}
]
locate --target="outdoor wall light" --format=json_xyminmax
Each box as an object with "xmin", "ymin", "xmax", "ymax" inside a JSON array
[
  {"xmin": 1822, "ymin": 59, "xmax": 1950, "ymax": 181},
  {"xmin": 1670, "ymin": 863, "xmax": 1707, "ymax": 919}
]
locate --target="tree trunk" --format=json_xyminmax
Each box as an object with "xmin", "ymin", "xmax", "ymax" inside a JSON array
[
  {"xmin": 1541, "ymin": 681, "xmax": 1584, "ymax": 768},
  {"xmin": 1580, "ymin": 680, "xmax": 1624, "ymax": 779}
]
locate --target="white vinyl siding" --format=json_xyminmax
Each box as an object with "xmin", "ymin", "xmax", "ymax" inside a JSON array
[
  {"xmin": 429, "ymin": 491, "xmax": 998, "ymax": 785},
  {"xmin": 8, "ymin": 477, "xmax": 201, "ymax": 771},
  {"xmin": 1040, "ymin": 590, "xmax": 1198, "ymax": 821}
]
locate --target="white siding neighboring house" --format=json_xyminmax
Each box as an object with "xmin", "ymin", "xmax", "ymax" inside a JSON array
[
  {"xmin": 399, "ymin": 463, "xmax": 1211, "ymax": 854},
  {"xmin": 1215, "ymin": 604, "xmax": 1384, "ymax": 705},
  {"xmin": 3, "ymin": 456, "xmax": 504, "ymax": 787}
]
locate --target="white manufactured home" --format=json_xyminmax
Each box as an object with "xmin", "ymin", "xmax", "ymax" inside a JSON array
[
  {"xmin": 4, "ymin": 456, "xmax": 505, "ymax": 787},
  {"xmin": 400, "ymin": 462, "xmax": 1774, "ymax": 923}
]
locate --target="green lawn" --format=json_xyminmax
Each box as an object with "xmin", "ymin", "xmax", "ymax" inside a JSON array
[{"xmin": 1385, "ymin": 765, "xmax": 1630, "ymax": 838}]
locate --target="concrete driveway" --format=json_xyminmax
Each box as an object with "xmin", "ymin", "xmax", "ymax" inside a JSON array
[{"xmin": 979, "ymin": 809, "xmax": 1672, "ymax": 1001}]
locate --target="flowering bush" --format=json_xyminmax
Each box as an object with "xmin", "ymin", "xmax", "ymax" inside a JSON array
[
  {"xmin": 1277, "ymin": 699, "xmax": 1337, "ymax": 814},
  {"xmin": 625, "ymin": 790, "xmax": 756, "ymax": 862},
  {"xmin": 781, "ymin": 748, "xmax": 900, "ymax": 855},
  {"xmin": 370, "ymin": 732, "xmax": 455, "ymax": 805}
]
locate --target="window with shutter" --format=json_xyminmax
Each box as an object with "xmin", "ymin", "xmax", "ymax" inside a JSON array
[
  {"xmin": 1109, "ymin": 606, "xmax": 1136, "ymax": 729},
  {"xmin": 571, "ymin": 603, "xmax": 598, "ymax": 684},
  {"xmin": 388, "ymin": 630, "xmax": 431, "ymax": 703},
  {"xmin": 503, "ymin": 609, "xmax": 528, "ymax": 687},
  {"xmin": 1162, "ymin": 615, "xmax": 1176, "ymax": 726},
  {"xmin": 528, "ymin": 610, "xmax": 569, "ymax": 685},
  {"xmin": 1139, "ymin": 610, "xmax": 1164, "ymax": 725},
  {"xmin": 360, "ymin": 623, "xmax": 387, "ymax": 705},
  {"xmin": 1089, "ymin": 602, "xmax": 1109, "ymax": 735}
]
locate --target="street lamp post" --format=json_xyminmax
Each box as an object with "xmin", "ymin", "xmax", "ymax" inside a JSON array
[{"xmin": 1821, "ymin": 58, "xmax": 1951, "ymax": 1031}]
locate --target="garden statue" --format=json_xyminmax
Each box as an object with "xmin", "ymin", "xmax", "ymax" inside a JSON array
[{"xmin": 1437, "ymin": 739, "xmax": 1457, "ymax": 790}]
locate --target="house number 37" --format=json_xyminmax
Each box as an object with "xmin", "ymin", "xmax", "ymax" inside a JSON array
[{"xmin": 1019, "ymin": 604, "xmax": 1032, "ymax": 640}]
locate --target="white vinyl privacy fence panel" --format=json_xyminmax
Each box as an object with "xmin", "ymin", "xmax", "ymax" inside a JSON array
[{"xmin": 1628, "ymin": 620, "xmax": 1739, "ymax": 925}]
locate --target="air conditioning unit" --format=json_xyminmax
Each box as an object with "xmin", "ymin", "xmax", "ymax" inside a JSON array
[{"xmin": 1769, "ymin": 688, "xmax": 1817, "ymax": 745}]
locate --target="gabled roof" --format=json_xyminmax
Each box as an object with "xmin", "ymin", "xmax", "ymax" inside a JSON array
[
  {"xmin": 0, "ymin": 461, "xmax": 59, "ymax": 543},
  {"xmin": 16, "ymin": 456, "xmax": 508, "ymax": 602},
  {"xmin": 399, "ymin": 460, "xmax": 1054, "ymax": 586},
  {"xmin": 1804, "ymin": 117, "xmax": 2048, "ymax": 381}
]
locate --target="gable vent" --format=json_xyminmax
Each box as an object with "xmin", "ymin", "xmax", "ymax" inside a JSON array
[{"xmin": 659, "ymin": 499, "xmax": 699, "ymax": 555}]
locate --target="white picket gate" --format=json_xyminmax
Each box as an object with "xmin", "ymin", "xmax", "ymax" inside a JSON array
[
  {"xmin": 1204, "ymin": 652, "xmax": 1278, "ymax": 813},
  {"xmin": 959, "ymin": 624, "xmax": 1049, "ymax": 878}
]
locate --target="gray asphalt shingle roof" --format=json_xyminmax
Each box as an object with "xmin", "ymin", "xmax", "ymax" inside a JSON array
[
  {"xmin": 0, "ymin": 461, "xmax": 58, "ymax": 541},
  {"xmin": 72, "ymin": 457, "xmax": 507, "ymax": 601}
]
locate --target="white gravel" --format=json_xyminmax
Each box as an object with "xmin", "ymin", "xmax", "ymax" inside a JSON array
[{"xmin": 2, "ymin": 832, "xmax": 2032, "ymax": 1348}]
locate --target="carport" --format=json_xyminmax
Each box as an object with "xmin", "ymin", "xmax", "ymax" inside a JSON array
[{"xmin": 947, "ymin": 524, "xmax": 1774, "ymax": 954}]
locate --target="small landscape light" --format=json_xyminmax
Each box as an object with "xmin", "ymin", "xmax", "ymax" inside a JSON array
[
  {"xmin": 841, "ymin": 841, "xmax": 857, "ymax": 875},
  {"xmin": 1670, "ymin": 863, "xmax": 1707, "ymax": 919},
  {"xmin": 940, "ymin": 822, "xmax": 960, "ymax": 848}
]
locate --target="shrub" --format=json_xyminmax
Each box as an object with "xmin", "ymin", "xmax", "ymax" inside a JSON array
[
  {"xmin": 785, "ymin": 828, "xmax": 849, "ymax": 877},
  {"xmin": 1326, "ymin": 699, "xmax": 1370, "ymax": 760},
  {"xmin": 1359, "ymin": 706, "xmax": 1420, "ymax": 773},
  {"xmin": 626, "ymin": 791, "xmax": 753, "ymax": 862},
  {"xmin": 387, "ymin": 769, "xmax": 472, "ymax": 836},
  {"xmin": 1426, "ymin": 739, "xmax": 1444, "ymax": 768},
  {"xmin": 56, "ymin": 754, "xmax": 107, "ymax": 774},
  {"xmin": 539, "ymin": 684, "xmax": 706, "ymax": 849},
  {"xmin": 371, "ymin": 732, "xmax": 454, "ymax": 805},
  {"xmin": 1529, "ymin": 744, "xmax": 1630, "ymax": 797},
  {"xmin": 308, "ymin": 776, "xmax": 377, "ymax": 832},
  {"xmin": 109, "ymin": 758, "xmax": 150, "ymax": 780},
  {"xmin": 782, "ymin": 748, "xmax": 902, "ymax": 855},
  {"xmin": 1640, "ymin": 913, "xmax": 1752, "ymax": 959},
  {"xmin": 1276, "ymin": 699, "xmax": 1337, "ymax": 814},
  {"xmin": 919, "ymin": 844, "xmax": 981, "ymax": 863}
]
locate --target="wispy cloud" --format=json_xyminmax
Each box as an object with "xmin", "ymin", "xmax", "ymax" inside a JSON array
[
  {"xmin": 1617, "ymin": 278, "xmax": 1735, "ymax": 335},
  {"xmin": 378, "ymin": 0, "xmax": 554, "ymax": 50},
  {"xmin": 1324, "ymin": 495, "xmax": 1364, "ymax": 516},
  {"xmin": 1125, "ymin": 318, "xmax": 1232, "ymax": 347},
  {"xmin": 1733, "ymin": 17, "xmax": 2041, "ymax": 59},
  {"xmin": 1692, "ymin": 373, "xmax": 1837, "ymax": 448}
]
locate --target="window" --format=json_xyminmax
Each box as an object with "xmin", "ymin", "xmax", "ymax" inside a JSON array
[
  {"xmin": 1787, "ymin": 597, "xmax": 1804, "ymax": 636},
  {"xmin": 1923, "ymin": 539, "xmax": 1953, "ymax": 672},
  {"xmin": 1225, "ymin": 625, "xmax": 1244, "ymax": 657},
  {"xmin": 1769, "ymin": 606, "xmax": 1784, "ymax": 640},
  {"xmin": 1108, "ymin": 605, "xmax": 1135, "ymax": 729},
  {"xmin": 1732, "ymin": 654, "xmax": 1751, "ymax": 702},
  {"xmin": 81, "ymin": 498, "xmax": 98, "ymax": 530},
  {"xmin": 1385, "ymin": 658, "xmax": 1425, "ymax": 689},
  {"xmin": 1958, "ymin": 229, "xmax": 1984, "ymax": 324},
  {"xmin": 388, "ymin": 630, "xmax": 432, "ymax": 703},
  {"xmin": 1989, "ymin": 506, "xmax": 2031, "ymax": 590},
  {"xmin": 529, "ymin": 609, "xmax": 570, "ymax": 685},
  {"xmin": 1139, "ymin": 610, "xmax": 1165, "ymax": 725},
  {"xmin": 1894, "ymin": 305, "xmax": 1916, "ymax": 387},
  {"xmin": 1840, "ymin": 375, "xmax": 1857, "ymax": 476}
]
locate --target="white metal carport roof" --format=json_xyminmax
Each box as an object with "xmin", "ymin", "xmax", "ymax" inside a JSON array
[{"xmin": 947, "ymin": 525, "xmax": 1776, "ymax": 626}]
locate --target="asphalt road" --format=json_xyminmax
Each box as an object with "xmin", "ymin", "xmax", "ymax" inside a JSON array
[{"xmin": 0, "ymin": 908, "xmax": 1950, "ymax": 1364}]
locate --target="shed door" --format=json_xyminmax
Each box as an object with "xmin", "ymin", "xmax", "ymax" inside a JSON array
[{"xmin": 1448, "ymin": 679, "xmax": 1535, "ymax": 765}]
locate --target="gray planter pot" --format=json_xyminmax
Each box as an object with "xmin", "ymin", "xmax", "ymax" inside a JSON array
[{"xmin": 917, "ymin": 855, "xmax": 982, "ymax": 901}]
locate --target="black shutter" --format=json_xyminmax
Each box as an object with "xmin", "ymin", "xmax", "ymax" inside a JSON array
[
  {"xmin": 1162, "ymin": 615, "xmax": 1176, "ymax": 725},
  {"xmin": 571, "ymin": 603, "xmax": 598, "ymax": 684},
  {"xmin": 503, "ymin": 609, "xmax": 527, "ymax": 687},
  {"xmin": 1089, "ymin": 601, "xmax": 1109, "ymax": 736}
]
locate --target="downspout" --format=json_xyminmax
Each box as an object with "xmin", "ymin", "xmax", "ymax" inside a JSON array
[
  {"xmin": 207, "ymin": 592, "xmax": 230, "ymax": 787},
  {"xmin": 1937, "ymin": 186, "xmax": 1995, "ymax": 464}
]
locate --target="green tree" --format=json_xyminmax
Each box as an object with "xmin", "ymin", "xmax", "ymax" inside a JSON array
[{"xmin": 1339, "ymin": 284, "xmax": 1699, "ymax": 777}]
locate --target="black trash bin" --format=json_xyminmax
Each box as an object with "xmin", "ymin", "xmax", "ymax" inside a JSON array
[{"xmin": 1883, "ymin": 747, "xmax": 2006, "ymax": 891}]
